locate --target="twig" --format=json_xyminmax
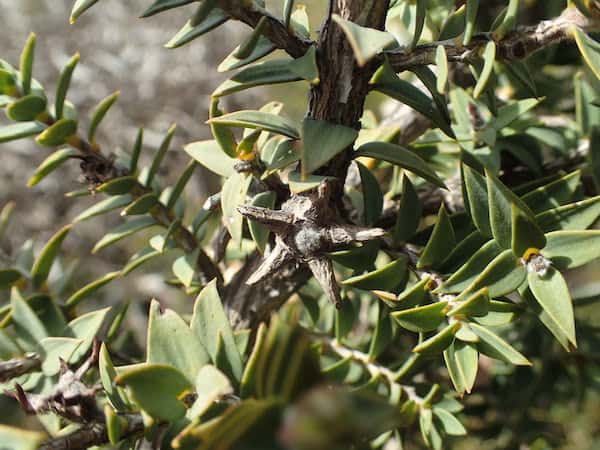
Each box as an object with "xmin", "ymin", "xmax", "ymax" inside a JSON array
[
  {"xmin": 314, "ymin": 334, "xmax": 423, "ymax": 404},
  {"xmin": 0, "ymin": 354, "xmax": 41, "ymax": 382},
  {"xmin": 387, "ymin": 7, "xmax": 600, "ymax": 72},
  {"xmin": 38, "ymin": 414, "xmax": 144, "ymax": 450},
  {"xmin": 35, "ymin": 115, "xmax": 222, "ymax": 285},
  {"xmin": 218, "ymin": 0, "xmax": 313, "ymax": 58}
]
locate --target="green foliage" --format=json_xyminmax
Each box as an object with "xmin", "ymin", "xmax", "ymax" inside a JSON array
[{"xmin": 1, "ymin": 2, "xmax": 600, "ymax": 450}]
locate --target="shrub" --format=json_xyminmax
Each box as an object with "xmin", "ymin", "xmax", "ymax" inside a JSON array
[{"xmin": 1, "ymin": 1, "xmax": 600, "ymax": 449}]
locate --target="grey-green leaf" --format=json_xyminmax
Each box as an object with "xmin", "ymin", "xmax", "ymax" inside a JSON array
[
  {"xmin": 208, "ymin": 110, "xmax": 299, "ymax": 140},
  {"xmin": 302, "ymin": 119, "xmax": 358, "ymax": 176},
  {"xmin": 528, "ymin": 268, "xmax": 576, "ymax": 347},
  {"xmin": 355, "ymin": 142, "xmax": 446, "ymax": 188}
]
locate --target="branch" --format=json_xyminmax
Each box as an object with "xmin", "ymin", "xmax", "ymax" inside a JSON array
[
  {"xmin": 0, "ymin": 354, "xmax": 41, "ymax": 382},
  {"xmin": 38, "ymin": 414, "xmax": 144, "ymax": 450},
  {"xmin": 387, "ymin": 7, "xmax": 600, "ymax": 72},
  {"xmin": 35, "ymin": 116, "xmax": 222, "ymax": 285},
  {"xmin": 218, "ymin": 0, "xmax": 312, "ymax": 58}
]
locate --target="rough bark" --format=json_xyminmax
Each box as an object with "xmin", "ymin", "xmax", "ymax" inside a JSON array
[{"xmin": 222, "ymin": 1, "xmax": 391, "ymax": 330}]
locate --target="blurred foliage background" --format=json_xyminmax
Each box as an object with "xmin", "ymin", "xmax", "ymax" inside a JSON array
[{"xmin": 0, "ymin": 1, "xmax": 599, "ymax": 448}]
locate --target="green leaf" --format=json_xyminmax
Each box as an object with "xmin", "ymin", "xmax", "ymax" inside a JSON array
[
  {"xmin": 35, "ymin": 119, "xmax": 77, "ymax": 147},
  {"xmin": 121, "ymin": 193, "xmax": 158, "ymax": 216},
  {"xmin": 463, "ymin": 0, "xmax": 479, "ymax": 45},
  {"xmin": 65, "ymin": 271, "xmax": 120, "ymax": 308},
  {"xmin": 221, "ymin": 172, "xmax": 252, "ymax": 245},
  {"xmin": 438, "ymin": 5, "xmax": 466, "ymax": 40},
  {"xmin": 27, "ymin": 147, "xmax": 78, "ymax": 187},
  {"xmin": 288, "ymin": 45, "xmax": 320, "ymax": 84},
  {"xmin": 140, "ymin": 0, "xmax": 195, "ymax": 18},
  {"xmin": 435, "ymin": 45, "xmax": 449, "ymax": 94},
  {"xmin": 368, "ymin": 304, "xmax": 394, "ymax": 360},
  {"xmin": 208, "ymin": 110, "xmax": 299, "ymax": 139},
  {"xmin": 31, "ymin": 224, "xmax": 71, "ymax": 288},
  {"xmin": 184, "ymin": 139, "xmax": 235, "ymax": 177},
  {"xmin": 410, "ymin": 0, "xmax": 426, "ymax": 48},
  {"xmin": 355, "ymin": 142, "xmax": 446, "ymax": 188},
  {"xmin": 457, "ymin": 249, "xmax": 526, "ymax": 298},
  {"xmin": 189, "ymin": 365, "xmax": 233, "ymax": 418},
  {"xmin": 129, "ymin": 127, "xmax": 143, "ymax": 173},
  {"xmin": 291, "ymin": 4, "xmax": 310, "ymax": 38},
  {"xmin": 413, "ymin": 323, "xmax": 460, "ymax": 355},
  {"xmin": 528, "ymin": 268, "xmax": 576, "ymax": 347},
  {"xmin": 121, "ymin": 246, "xmax": 160, "ymax": 276},
  {"xmin": 470, "ymin": 323, "xmax": 530, "ymax": 365},
  {"xmin": 472, "ymin": 300, "xmax": 521, "ymax": 327},
  {"xmin": 70, "ymin": 0, "xmax": 101, "ymax": 23},
  {"xmin": 447, "ymin": 287, "xmax": 490, "ymax": 317},
  {"xmin": 288, "ymin": 172, "xmax": 335, "ymax": 193},
  {"xmin": 486, "ymin": 98, "xmax": 540, "ymax": 131},
  {"xmin": 541, "ymin": 230, "xmax": 600, "ymax": 269},
  {"xmin": 0, "ymin": 268, "xmax": 22, "ymax": 289},
  {"xmin": 172, "ymin": 248, "xmax": 198, "ymax": 288},
  {"xmin": 371, "ymin": 61, "xmax": 454, "ymax": 137},
  {"xmin": 39, "ymin": 337, "xmax": 83, "ymax": 376},
  {"xmin": 433, "ymin": 407, "xmax": 466, "ymax": 436},
  {"xmin": 391, "ymin": 302, "xmax": 448, "ymax": 332},
  {"xmin": 504, "ymin": 60, "xmax": 538, "ymax": 98},
  {"xmin": 487, "ymin": 168, "xmax": 535, "ymax": 249},
  {"xmin": 117, "ymin": 363, "xmax": 193, "ymax": 421},
  {"xmin": 96, "ymin": 176, "xmax": 138, "ymax": 195},
  {"xmin": 521, "ymin": 171, "xmax": 581, "ymax": 214},
  {"xmin": 234, "ymin": 16, "xmax": 269, "ymax": 59},
  {"xmin": 55, "ymin": 53, "xmax": 79, "ymax": 119},
  {"xmin": 388, "ymin": 275, "xmax": 432, "ymax": 310},
  {"xmin": 213, "ymin": 59, "xmax": 301, "ymax": 97},
  {"xmin": 88, "ymin": 91, "xmax": 119, "ymax": 143},
  {"xmin": 67, "ymin": 307, "xmax": 111, "ymax": 361},
  {"xmin": 19, "ymin": 33, "xmax": 35, "ymax": 95},
  {"xmin": 392, "ymin": 174, "xmax": 421, "ymax": 243},
  {"xmin": 511, "ymin": 203, "xmax": 546, "ymax": 257},
  {"xmin": 0, "ymin": 425, "xmax": 44, "ymax": 450},
  {"xmin": 418, "ymin": 205, "xmax": 456, "ymax": 269},
  {"xmin": 536, "ymin": 196, "xmax": 600, "ymax": 232},
  {"xmin": 92, "ymin": 217, "xmax": 156, "ymax": 253},
  {"xmin": 473, "ymin": 41, "xmax": 496, "ymax": 99},
  {"xmin": 463, "ymin": 164, "xmax": 492, "ymax": 237},
  {"xmin": 11, "ymin": 288, "xmax": 47, "ymax": 351},
  {"xmin": 331, "ymin": 15, "xmax": 395, "ymax": 66},
  {"xmin": 218, "ymin": 36, "xmax": 276, "ymax": 72},
  {"xmin": 145, "ymin": 123, "xmax": 176, "ymax": 187},
  {"xmin": 0, "ymin": 121, "xmax": 45, "ymax": 143},
  {"xmin": 166, "ymin": 160, "xmax": 196, "ymax": 211},
  {"xmin": 573, "ymin": 27, "xmax": 600, "ymax": 80},
  {"xmin": 444, "ymin": 341, "xmax": 478, "ymax": 394},
  {"xmin": 99, "ymin": 343, "xmax": 129, "ymax": 411},
  {"xmin": 6, "ymin": 95, "xmax": 46, "ymax": 121},
  {"xmin": 0, "ymin": 68, "xmax": 18, "ymax": 97},
  {"xmin": 240, "ymin": 323, "xmax": 267, "ymax": 398},
  {"xmin": 357, "ymin": 161, "xmax": 383, "ymax": 225},
  {"xmin": 301, "ymin": 119, "xmax": 358, "ymax": 176},
  {"xmin": 411, "ymin": 66, "xmax": 451, "ymax": 124},
  {"xmin": 191, "ymin": 280, "xmax": 243, "ymax": 382},
  {"xmin": 248, "ymin": 191, "xmax": 276, "ymax": 254},
  {"xmin": 165, "ymin": 7, "xmax": 228, "ymax": 48},
  {"xmin": 342, "ymin": 256, "xmax": 408, "ymax": 292},
  {"xmin": 73, "ymin": 195, "xmax": 132, "ymax": 223},
  {"xmin": 147, "ymin": 300, "xmax": 210, "ymax": 382},
  {"xmin": 492, "ymin": 0, "xmax": 519, "ymax": 39}
]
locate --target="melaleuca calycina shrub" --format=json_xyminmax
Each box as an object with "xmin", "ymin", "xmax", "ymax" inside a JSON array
[{"xmin": 1, "ymin": 1, "xmax": 600, "ymax": 449}]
